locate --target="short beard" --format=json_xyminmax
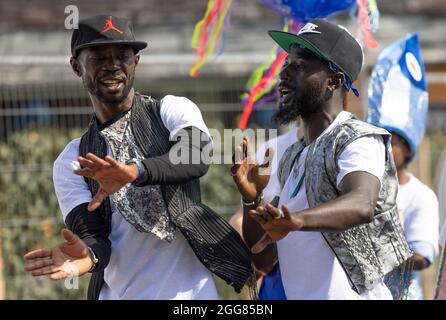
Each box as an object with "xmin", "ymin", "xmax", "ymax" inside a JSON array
[
  {"xmin": 274, "ymin": 81, "xmax": 332, "ymax": 125},
  {"xmin": 84, "ymin": 74, "xmax": 135, "ymax": 105}
]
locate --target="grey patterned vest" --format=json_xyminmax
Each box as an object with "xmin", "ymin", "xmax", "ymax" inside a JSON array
[
  {"xmin": 79, "ymin": 93, "xmax": 254, "ymax": 299},
  {"xmin": 278, "ymin": 116, "xmax": 412, "ymax": 294}
]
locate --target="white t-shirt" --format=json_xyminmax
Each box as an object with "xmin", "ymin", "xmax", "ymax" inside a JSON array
[
  {"xmin": 53, "ymin": 95, "xmax": 218, "ymax": 300},
  {"xmin": 397, "ymin": 173, "xmax": 439, "ymax": 261},
  {"xmin": 275, "ymin": 111, "xmax": 393, "ymax": 300}
]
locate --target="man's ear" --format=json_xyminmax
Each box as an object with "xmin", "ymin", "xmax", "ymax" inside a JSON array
[
  {"xmin": 134, "ymin": 54, "xmax": 140, "ymax": 66},
  {"xmin": 70, "ymin": 57, "xmax": 82, "ymax": 77},
  {"xmin": 328, "ymin": 72, "xmax": 345, "ymax": 91}
]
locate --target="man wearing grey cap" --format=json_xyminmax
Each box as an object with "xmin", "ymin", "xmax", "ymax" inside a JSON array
[
  {"xmin": 232, "ymin": 19, "xmax": 411, "ymax": 299},
  {"xmin": 24, "ymin": 14, "xmax": 254, "ymax": 300}
]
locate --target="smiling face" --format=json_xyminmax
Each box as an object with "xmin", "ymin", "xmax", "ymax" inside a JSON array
[
  {"xmin": 71, "ymin": 44, "xmax": 139, "ymax": 105},
  {"xmin": 275, "ymin": 47, "xmax": 334, "ymax": 124}
]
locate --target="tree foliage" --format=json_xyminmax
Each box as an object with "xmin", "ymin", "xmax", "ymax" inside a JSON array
[{"xmin": 0, "ymin": 128, "xmax": 89, "ymax": 299}]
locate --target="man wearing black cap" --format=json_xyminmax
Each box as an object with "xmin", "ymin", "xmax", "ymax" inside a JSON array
[
  {"xmin": 232, "ymin": 19, "xmax": 411, "ymax": 299},
  {"xmin": 24, "ymin": 14, "xmax": 254, "ymax": 299}
]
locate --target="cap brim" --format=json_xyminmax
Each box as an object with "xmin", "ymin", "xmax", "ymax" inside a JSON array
[
  {"xmin": 73, "ymin": 40, "xmax": 148, "ymax": 57},
  {"xmin": 268, "ymin": 30, "xmax": 324, "ymax": 59},
  {"xmin": 268, "ymin": 30, "xmax": 359, "ymax": 95}
]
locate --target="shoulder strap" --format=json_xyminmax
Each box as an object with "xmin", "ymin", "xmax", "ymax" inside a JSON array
[
  {"xmin": 131, "ymin": 94, "xmax": 173, "ymax": 157},
  {"xmin": 277, "ymin": 139, "xmax": 306, "ymax": 189},
  {"xmin": 79, "ymin": 117, "xmax": 113, "ymax": 300}
]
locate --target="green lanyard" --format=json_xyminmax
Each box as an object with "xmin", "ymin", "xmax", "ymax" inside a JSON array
[
  {"xmin": 289, "ymin": 141, "xmax": 307, "ymax": 199},
  {"xmin": 290, "ymin": 170, "xmax": 305, "ymax": 199}
]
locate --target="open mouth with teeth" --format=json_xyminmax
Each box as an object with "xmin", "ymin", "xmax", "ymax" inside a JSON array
[
  {"xmin": 278, "ymin": 85, "xmax": 295, "ymax": 106},
  {"xmin": 279, "ymin": 87, "xmax": 291, "ymax": 95},
  {"xmin": 99, "ymin": 78, "xmax": 125, "ymax": 92},
  {"xmin": 278, "ymin": 86, "xmax": 294, "ymax": 98}
]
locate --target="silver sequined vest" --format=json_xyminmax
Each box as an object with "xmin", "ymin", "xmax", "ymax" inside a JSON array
[{"xmin": 278, "ymin": 116, "xmax": 412, "ymax": 294}]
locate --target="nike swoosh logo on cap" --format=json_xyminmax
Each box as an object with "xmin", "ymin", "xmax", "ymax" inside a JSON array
[{"xmin": 298, "ymin": 23, "xmax": 321, "ymax": 35}]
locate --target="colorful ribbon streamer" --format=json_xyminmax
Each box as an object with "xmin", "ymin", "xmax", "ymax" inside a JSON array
[
  {"xmin": 238, "ymin": 20, "xmax": 301, "ymax": 129},
  {"xmin": 190, "ymin": 0, "xmax": 234, "ymax": 78},
  {"xmin": 356, "ymin": 0, "xmax": 379, "ymax": 49},
  {"xmin": 190, "ymin": 0, "xmax": 380, "ymax": 129},
  {"xmin": 238, "ymin": 50, "xmax": 288, "ymax": 129}
]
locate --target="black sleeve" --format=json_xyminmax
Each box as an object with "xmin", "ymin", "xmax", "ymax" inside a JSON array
[
  {"xmin": 142, "ymin": 126, "xmax": 212, "ymax": 185},
  {"xmin": 65, "ymin": 203, "xmax": 111, "ymax": 273}
]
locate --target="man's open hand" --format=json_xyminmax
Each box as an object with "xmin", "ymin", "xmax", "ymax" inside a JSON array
[
  {"xmin": 24, "ymin": 229, "xmax": 93, "ymax": 280},
  {"xmin": 74, "ymin": 153, "xmax": 139, "ymax": 211},
  {"xmin": 231, "ymin": 137, "xmax": 274, "ymax": 203},
  {"xmin": 249, "ymin": 204, "xmax": 303, "ymax": 254}
]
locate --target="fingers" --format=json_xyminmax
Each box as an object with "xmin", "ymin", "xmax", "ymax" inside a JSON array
[
  {"xmin": 282, "ymin": 205, "xmax": 292, "ymax": 220},
  {"xmin": 75, "ymin": 155, "xmax": 120, "ymax": 180},
  {"xmin": 77, "ymin": 156, "xmax": 95, "ymax": 169},
  {"xmin": 258, "ymin": 147, "xmax": 274, "ymax": 177},
  {"xmin": 104, "ymin": 155, "xmax": 119, "ymax": 168},
  {"xmin": 249, "ymin": 203, "xmax": 289, "ymax": 222},
  {"xmin": 24, "ymin": 250, "xmax": 60, "ymax": 277},
  {"xmin": 30, "ymin": 265, "xmax": 60, "ymax": 277},
  {"xmin": 265, "ymin": 203, "xmax": 283, "ymax": 220},
  {"xmin": 258, "ymin": 206, "xmax": 274, "ymax": 222},
  {"xmin": 249, "ymin": 204, "xmax": 290, "ymax": 223},
  {"xmin": 248, "ymin": 209, "xmax": 266, "ymax": 224},
  {"xmin": 28, "ymin": 263, "xmax": 78, "ymax": 279},
  {"xmin": 77, "ymin": 154, "xmax": 116, "ymax": 171},
  {"xmin": 73, "ymin": 167, "xmax": 93, "ymax": 178},
  {"xmin": 248, "ymin": 206, "xmax": 274, "ymax": 223},
  {"xmin": 61, "ymin": 228, "xmax": 79, "ymax": 245},
  {"xmin": 248, "ymin": 206, "xmax": 277, "ymax": 224},
  {"xmin": 233, "ymin": 145, "xmax": 243, "ymax": 165},
  {"xmin": 231, "ymin": 145, "xmax": 244, "ymax": 179},
  {"xmin": 260, "ymin": 147, "xmax": 275, "ymax": 168},
  {"xmin": 86, "ymin": 153, "xmax": 110, "ymax": 166},
  {"xmin": 242, "ymin": 137, "xmax": 247, "ymax": 159},
  {"xmin": 233, "ymin": 137, "xmax": 254, "ymax": 165},
  {"xmin": 88, "ymin": 188, "xmax": 108, "ymax": 212},
  {"xmin": 243, "ymin": 137, "xmax": 254, "ymax": 158},
  {"xmin": 251, "ymin": 233, "xmax": 273, "ymax": 254},
  {"xmin": 24, "ymin": 248, "xmax": 52, "ymax": 260},
  {"xmin": 24, "ymin": 258, "xmax": 54, "ymax": 272},
  {"xmin": 75, "ymin": 156, "xmax": 99, "ymax": 178}
]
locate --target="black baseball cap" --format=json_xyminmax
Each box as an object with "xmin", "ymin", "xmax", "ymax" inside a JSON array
[
  {"xmin": 71, "ymin": 14, "xmax": 148, "ymax": 57},
  {"xmin": 269, "ymin": 19, "xmax": 363, "ymax": 95}
]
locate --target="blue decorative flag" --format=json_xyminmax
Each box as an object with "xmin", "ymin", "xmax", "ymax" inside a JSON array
[
  {"xmin": 367, "ymin": 33, "xmax": 428, "ymax": 159},
  {"xmin": 261, "ymin": 0, "xmax": 356, "ymax": 22}
]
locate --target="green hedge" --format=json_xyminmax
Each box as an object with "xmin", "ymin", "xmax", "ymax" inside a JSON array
[{"xmin": 0, "ymin": 128, "xmax": 89, "ymax": 299}]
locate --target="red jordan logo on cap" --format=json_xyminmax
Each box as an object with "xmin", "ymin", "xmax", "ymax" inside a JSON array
[{"xmin": 100, "ymin": 16, "xmax": 124, "ymax": 35}]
